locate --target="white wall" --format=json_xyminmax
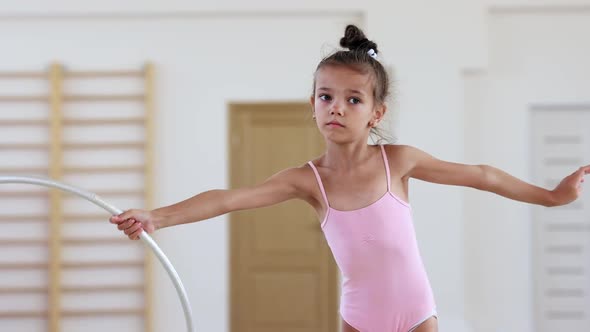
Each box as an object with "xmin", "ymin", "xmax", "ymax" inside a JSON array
[
  {"xmin": 464, "ymin": 6, "xmax": 590, "ymax": 332},
  {"xmin": 0, "ymin": 10, "xmax": 366, "ymax": 332},
  {"xmin": 1, "ymin": 1, "xmax": 590, "ymax": 332}
]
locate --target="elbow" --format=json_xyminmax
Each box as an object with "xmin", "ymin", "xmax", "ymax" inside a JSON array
[
  {"xmin": 474, "ymin": 164, "xmax": 495, "ymax": 191},
  {"xmin": 218, "ymin": 189, "xmax": 238, "ymax": 214}
]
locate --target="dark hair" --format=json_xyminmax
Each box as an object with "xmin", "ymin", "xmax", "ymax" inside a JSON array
[
  {"xmin": 313, "ymin": 24, "xmax": 390, "ymax": 106},
  {"xmin": 312, "ymin": 24, "xmax": 393, "ymax": 143}
]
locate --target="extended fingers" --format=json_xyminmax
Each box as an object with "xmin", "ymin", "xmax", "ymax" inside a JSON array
[
  {"xmin": 572, "ymin": 165, "xmax": 590, "ymax": 178},
  {"xmin": 577, "ymin": 166, "xmax": 588, "ymax": 185},
  {"xmin": 575, "ymin": 165, "xmax": 590, "ymax": 180}
]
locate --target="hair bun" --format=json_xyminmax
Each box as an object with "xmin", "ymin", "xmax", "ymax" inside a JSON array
[{"xmin": 339, "ymin": 24, "xmax": 378, "ymax": 54}]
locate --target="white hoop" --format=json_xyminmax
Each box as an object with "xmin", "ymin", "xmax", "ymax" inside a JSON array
[{"xmin": 0, "ymin": 175, "xmax": 195, "ymax": 332}]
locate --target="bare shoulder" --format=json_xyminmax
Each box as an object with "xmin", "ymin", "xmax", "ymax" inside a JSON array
[
  {"xmin": 275, "ymin": 163, "xmax": 323, "ymax": 206},
  {"xmin": 382, "ymin": 143, "xmax": 422, "ymax": 156},
  {"xmin": 383, "ymin": 144, "xmax": 484, "ymax": 186},
  {"xmin": 381, "ymin": 144, "xmax": 423, "ymax": 178}
]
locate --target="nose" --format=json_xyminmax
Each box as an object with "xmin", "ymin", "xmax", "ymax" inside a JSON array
[{"xmin": 329, "ymin": 102, "xmax": 344, "ymax": 116}]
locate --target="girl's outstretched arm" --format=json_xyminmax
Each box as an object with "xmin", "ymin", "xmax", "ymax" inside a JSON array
[
  {"xmin": 110, "ymin": 167, "xmax": 309, "ymax": 239},
  {"xmin": 400, "ymin": 145, "xmax": 589, "ymax": 207}
]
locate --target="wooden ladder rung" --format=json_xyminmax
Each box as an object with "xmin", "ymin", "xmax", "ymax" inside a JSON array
[
  {"xmin": 62, "ymin": 285, "xmax": 143, "ymax": 293},
  {"xmin": 0, "ymin": 143, "xmax": 48, "ymax": 150},
  {"xmin": 0, "ymin": 285, "xmax": 143, "ymax": 294},
  {"xmin": 63, "ymin": 142, "xmax": 144, "ymax": 149},
  {"xmin": 0, "ymin": 191, "xmax": 141, "ymax": 199},
  {"xmin": 0, "ymin": 142, "xmax": 144, "ymax": 150},
  {"xmin": 63, "ymin": 165, "xmax": 144, "ymax": 173},
  {"xmin": 0, "ymin": 263, "xmax": 47, "ymax": 270},
  {"xmin": 0, "ymin": 96, "xmax": 47, "ymax": 102},
  {"xmin": 0, "ymin": 238, "xmax": 130, "ymax": 246},
  {"xmin": 0, "ymin": 311, "xmax": 46, "ymax": 318},
  {"xmin": 62, "ymin": 237, "xmax": 129, "ymax": 245},
  {"xmin": 0, "ymin": 119, "xmax": 47, "ymax": 126},
  {"xmin": 66, "ymin": 70, "xmax": 143, "ymax": 78},
  {"xmin": 96, "ymin": 190, "xmax": 143, "ymax": 197},
  {"xmin": 63, "ymin": 117, "xmax": 144, "ymax": 126},
  {"xmin": 61, "ymin": 261, "xmax": 143, "ymax": 269},
  {"xmin": 61, "ymin": 308, "xmax": 144, "ymax": 317},
  {"xmin": 16, "ymin": 190, "xmax": 143, "ymax": 198},
  {"xmin": 64, "ymin": 95, "xmax": 144, "ymax": 102},
  {"xmin": 0, "ymin": 191, "xmax": 48, "ymax": 198},
  {"xmin": 94, "ymin": 190, "xmax": 142, "ymax": 197},
  {"xmin": 0, "ymin": 287, "xmax": 46, "ymax": 294},
  {"xmin": 0, "ymin": 118, "xmax": 143, "ymax": 126},
  {"xmin": 0, "ymin": 239, "xmax": 47, "ymax": 246},
  {"xmin": 0, "ymin": 215, "xmax": 48, "ymax": 222},
  {"xmin": 62, "ymin": 213, "xmax": 108, "ymax": 222},
  {"xmin": 0, "ymin": 71, "xmax": 45, "ymax": 79},
  {"xmin": 0, "ymin": 167, "xmax": 48, "ymax": 174}
]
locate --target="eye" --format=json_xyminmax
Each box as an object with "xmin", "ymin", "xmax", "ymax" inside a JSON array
[
  {"xmin": 319, "ymin": 94, "xmax": 332, "ymax": 101},
  {"xmin": 348, "ymin": 97, "xmax": 361, "ymax": 104}
]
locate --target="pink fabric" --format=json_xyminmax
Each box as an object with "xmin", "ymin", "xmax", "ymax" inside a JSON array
[{"xmin": 308, "ymin": 145, "xmax": 436, "ymax": 332}]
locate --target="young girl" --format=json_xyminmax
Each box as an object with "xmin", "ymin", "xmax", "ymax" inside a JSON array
[{"xmin": 110, "ymin": 25, "xmax": 588, "ymax": 332}]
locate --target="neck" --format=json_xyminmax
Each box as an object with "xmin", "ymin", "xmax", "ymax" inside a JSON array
[{"xmin": 322, "ymin": 140, "xmax": 375, "ymax": 171}]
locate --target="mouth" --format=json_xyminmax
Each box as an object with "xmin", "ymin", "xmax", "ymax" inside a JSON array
[{"xmin": 326, "ymin": 121, "xmax": 345, "ymax": 128}]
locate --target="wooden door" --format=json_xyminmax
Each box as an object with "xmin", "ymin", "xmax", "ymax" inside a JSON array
[{"xmin": 229, "ymin": 103, "xmax": 338, "ymax": 332}]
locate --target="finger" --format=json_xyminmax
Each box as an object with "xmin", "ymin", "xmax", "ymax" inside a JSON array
[
  {"xmin": 123, "ymin": 219, "xmax": 137, "ymax": 230},
  {"xmin": 117, "ymin": 218, "xmax": 136, "ymax": 231},
  {"xmin": 577, "ymin": 165, "xmax": 589, "ymax": 173},
  {"xmin": 574, "ymin": 166, "xmax": 589, "ymax": 180},
  {"xmin": 117, "ymin": 210, "xmax": 136, "ymax": 221},
  {"xmin": 124, "ymin": 222, "xmax": 142, "ymax": 236},
  {"xmin": 130, "ymin": 228, "xmax": 143, "ymax": 240},
  {"xmin": 117, "ymin": 219, "xmax": 129, "ymax": 230},
  {"xmin": 571, "ymin": 166, "xmax": 586, "ymax": 178},
  {"xmin": 111, "ymin": 210, "xmax": 135, "ymax": 224}
]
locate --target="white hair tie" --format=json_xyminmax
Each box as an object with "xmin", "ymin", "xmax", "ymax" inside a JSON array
[{"xmin": 367, "ymin": 49, "xmax": 377, "ymax": 59}]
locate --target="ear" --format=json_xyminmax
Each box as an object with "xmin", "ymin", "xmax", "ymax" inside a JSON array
[
  {"xmin": 372, "ymin": 104, "xmax": 387, "ymax": 123},
  {"xmin": 310, "ymin": 96, "xmax": 315, "ymax": 117}
]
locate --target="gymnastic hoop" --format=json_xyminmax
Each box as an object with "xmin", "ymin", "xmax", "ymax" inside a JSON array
[{"xmin": 0, "ymin": 175, "xmax": 195, "ymax": 332}]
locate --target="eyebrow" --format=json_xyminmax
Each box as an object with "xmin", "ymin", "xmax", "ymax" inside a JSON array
[{"xmin": 317, "ymin": 87, "xmax": 366, "ymax": 95}]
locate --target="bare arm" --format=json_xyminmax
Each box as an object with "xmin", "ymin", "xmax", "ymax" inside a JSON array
[
  {"xmin": 110, "ymin": 167, "xmax": 308, "ymax": 238},
  {"xmin": 153, "ymin": 168, "xmax": 302, "ymax": 228},
  {"xmin": 400, "ymin": 145, "xmax": 589, "ymax": 207}
]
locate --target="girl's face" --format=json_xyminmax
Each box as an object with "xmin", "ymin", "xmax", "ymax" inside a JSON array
[{"xmin": 311, "ymin": 65, "xmax": 384, "ymax": 144}]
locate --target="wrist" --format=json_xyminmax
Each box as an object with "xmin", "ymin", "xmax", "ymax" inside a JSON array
[
  {"xmin": 546, "ymin": 189, "xmax": 560, "ymax": 207},
  {"xmin": 151, "ymin": 209, "xmax": 168, "ymax": 230}
]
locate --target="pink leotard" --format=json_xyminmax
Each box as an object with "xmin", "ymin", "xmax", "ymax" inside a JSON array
[{"xmin": 307, "ymin": 145, "xmax": 437, "ymax": 332}]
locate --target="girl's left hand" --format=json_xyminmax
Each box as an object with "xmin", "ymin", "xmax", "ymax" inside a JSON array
[{"xmin": 550, "ymin": 165, "xmax": 589, "ymax": 206}]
